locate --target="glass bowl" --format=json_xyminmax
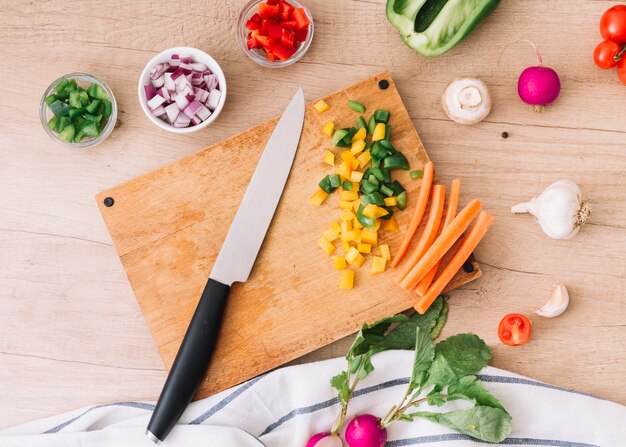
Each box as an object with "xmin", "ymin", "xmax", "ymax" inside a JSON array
[
  {"xmin": 237, "ymin": 0, "xmax": 314, "ymax": 68},
  {"xmin": 39, "ymin": 73, "xmax": 117, "ymax": 148}
]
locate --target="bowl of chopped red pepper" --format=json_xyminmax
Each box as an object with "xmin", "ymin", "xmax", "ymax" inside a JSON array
[{"xmin": 238, "ymin": 0, "xmax": 313, "ymax": 67}]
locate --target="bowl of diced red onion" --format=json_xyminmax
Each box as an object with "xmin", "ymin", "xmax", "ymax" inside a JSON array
[{"xmin": 138, "ymin": 47, "xmax": 226, "ymax": 133}]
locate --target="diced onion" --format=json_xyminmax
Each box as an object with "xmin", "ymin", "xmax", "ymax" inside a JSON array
[{"xmin": 144, "ymin": 53, "xmax": 221, "ymax": 128}]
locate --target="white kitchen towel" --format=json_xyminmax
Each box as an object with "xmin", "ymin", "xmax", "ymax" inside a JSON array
[{"xmin": 1, "ymin": 350, "xmax": 624, "ymax": 447}]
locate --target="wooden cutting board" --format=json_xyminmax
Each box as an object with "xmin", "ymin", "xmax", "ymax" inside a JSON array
[{"xmin": 96, "ymin": 72, "xmax": 481, "ymax": 399}]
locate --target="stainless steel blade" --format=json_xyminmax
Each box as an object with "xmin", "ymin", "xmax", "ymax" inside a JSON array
[{"xmin": 210, "ymin": 88, "xmax": 305, "ymax": 286}]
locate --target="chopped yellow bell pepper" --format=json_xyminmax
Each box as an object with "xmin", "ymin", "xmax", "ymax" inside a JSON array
[
  {"xmin": 353, "ymin": 218, "xmax": 363, "ymax": 230},
  {"xmin": 341, "ymin": 151, "xmax": 360, "ymax": 170},
  {"xmin": 372, "ymin": 123, "xmax": 386, "ymax": 141},
  {"xmin": 310, "ymin": 189, "xmax": 328, "ymax": 207},
  {"xmin": 318, "ymin": 237, "xmax": 336, "ymax": 256},
  {"xmin": 350, "ymin": 139, "xmax": 366, "ymax": 156},
  {"xmin": 340, "ymin": 220, "xmax": 352, "ymax": 233},
  {"xmin": 334, "ymin": 256, "xmax": 347, "ymax": 270},
  {"xmin": 371, "ymin": 256, "xmax": 387, "ymax": 274},
  {"xmin": 341, "ymin": 230, "xmax": 359, "ymax": 242},
  {"xmin": 373, "ymin": 219, "xmax": 382, "ymax": 231},
  {"xmin": 379, "ymin": 244, "xmax": 391, "ymax": 261},
  {"xmin": 362, "ymin": 204, "xmax": 389, "ymax": 219},
  {"xmin": 338, "ymin": 200, "xmax": 353, "ymax": 210},
  {"xmin": 384, "ymin": 196, "xmax": 398, "ymax": 207},
  {"xmin": 351, "ymin": 182, "xmax": 360, "ymax": 190},
  {"xmin": 350, "ymin": 171, "xmax": 364, "ymax": 182},
  {"xmin": 361, "ymin": 227, "xmax": 378, "ymax": 245},
  {"xmin": 323, "ymin": 150, "xmax": 335, "ymax": 166},
  {"xmin": 339, "ymin": 209, "xmax": 356, "ymax": 221},
  {"xmin": 314, "ymin": 100, "xmax": 330, "ymax": 113},
  {"xmin": 357, "ymin": 243, "xmax": 371, "ymax": 253},
  {"xmin": 330, "ymin": 221, "xmax": 342, "ymax": 234},
  {"xmin": 352, "ymin": 253, "xmax": 365, "ymax": 268},
  {"xmin": 322, "ymin": 121, "xmax": 334, "ymax": 136},
  {"xmin": 352, "ymin": 127, "xmax": 367, "ymax": 142},
  {"xmin": 382, "ymin": 216, "xmax": 400, "ymax": 233},
  {"xmin": 340, "ymin": 241, "xmax": 351, "ymax": 253},
  {"xmin": 339, "ymin": 269, "xmax": 355, "ymax": 289},
  {"xmin": 323, "ymin": 228, "xmax": 339, "ymax": 242},
  {"xmin": 340, "ymin": 190, "xmax": 359, "ymax": 201},
  {"xmin": 338, "ymin": 160, "xmax": 352, "ymax": 180},
  {"xmin": 345, "ymin": 246, "xmax": 360, "ymax": 264},
  {"xmin": 357, "ymin": 150, "xmax": 371, "ymax": 168}
]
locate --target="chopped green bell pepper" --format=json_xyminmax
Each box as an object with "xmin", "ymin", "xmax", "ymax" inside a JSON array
[
  {"xmin": 386, "ymin": 0, "xmax": 501, "ymax": 57},
  {"xmin": 356, "ymin": 204, "xmax": 376, "ymax": 228},
  {"xmin": 383, "ymin": 152, "xmax": 410, "ymax": 170},
  {"xmin": 356, "ymin": 116, "xmax": 367, "ymax": 130},
  {"xmin": 58, "ymin": 124, "xmax": 75, "ymax": 142}
]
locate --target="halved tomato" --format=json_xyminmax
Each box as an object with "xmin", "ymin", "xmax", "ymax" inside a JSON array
[{"xmin": 498, "ymin": 313, "xmax": 532, "ymax": 346}]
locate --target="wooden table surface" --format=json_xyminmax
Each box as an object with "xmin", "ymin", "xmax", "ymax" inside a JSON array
[{"xmin": 1, "ymin": 0, "xmax": 625, "ymax": 429}]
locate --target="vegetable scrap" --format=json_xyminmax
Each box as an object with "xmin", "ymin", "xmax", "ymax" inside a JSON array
[
  {"xmin": 43, "ymin": 77, "xmax": 112, "ymax": 143},
  {"xmin": 311, "ymin": 100, "xmax": 411, "ymax": 289},
  {"xmin": 306, "ymin": 300, "xmax": 512, "ymax": 446},
  {"xmin": 245, "ymin": 0, "xmax": 311, "ymax": 62},
  {"xmin": 142, "ymin": 53, "xmax": 221, "ymax": 128},
  {"xmin": 386, "ymin": 0, "xmax": 501, "ymax": 57},
  {"xmin": 511, "ymin": 180, "xmax": 591, "ymax": 240}
]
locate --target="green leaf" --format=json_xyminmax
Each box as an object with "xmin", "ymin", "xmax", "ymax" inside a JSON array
[
  {"xmin": 408, "ymin": 326, "xmax": 435, "ymax": 392},
  {"xmin": 330, "ymin": 372, "xmax": 350, "ymax": 404},
  {"xmin": 427, "ymin": 334, "xmax": 492, "ymax": 386},
  {"xmin": 429, "ymin": 298, "xmax": 448, "ymax": 339},
  {"xmin": 383, "ymin": 297, "xmax": 444, "ymax": 350},
  {"xmin": 347, "ymin": 314, "xmax": 409, "ymax": 358},
  {"xmin": 409, "ymin": 407, "xmax": 512, "ymax": 443},
  {"xmin": 447, "ymin": 376, "xmax": 506, "ymax": 411}
]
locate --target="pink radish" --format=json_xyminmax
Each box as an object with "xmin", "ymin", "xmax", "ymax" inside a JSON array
[
  {"xmin": 345, "ymin": 414, "xmax": 387, "ymax": 447},
  {"xmin": 306, "ymin": 433, "xmax": 344, "ymax": 447},
  {"xmin": 517, "ymin": 41, "xmax": 561, "ymax": 111}
]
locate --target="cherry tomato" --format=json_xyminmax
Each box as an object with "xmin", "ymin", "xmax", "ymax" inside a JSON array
[
  {"xmin": 594, "ymin": 40, "xmax": 622, "ymax": 69},
  {"xmin": 618, "ymin": 57, "xmax": 626, "ymax": 85},
  {"xmin": 498, "ymin": 314, "xmax": 532, "ymax": 346},
  {"xmin": 600, "ymin": 5, "xmax": 626, "ymax": 44}
]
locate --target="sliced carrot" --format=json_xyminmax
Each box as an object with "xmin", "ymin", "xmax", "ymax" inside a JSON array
[
  {"xmin": 414, "ymin": 212, "xmax": 494, "ymax": 314},
  {"xmin": 390, "ymin": 161, "xmax": 434, "ymax": 268},
  {"xmin": 399, "ymin": 198, "xmax": 482, "ymax": 291},
  {"xmin": 415, "ymin": 179, "xmax": 461, "ymax": 296},
  {"xmin": 395, "ymin": 184, "xmax": 445, "ymax": 282}
]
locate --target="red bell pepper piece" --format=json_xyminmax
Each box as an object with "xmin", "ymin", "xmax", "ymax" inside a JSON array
[
  {"xmin": 266, "ymin": 0, "xmax": 280, "ymax": 5},
  {"xmin": 265, "ymin": 48, "xmax": 279, "ymax": 61},
  {"xmin": 281, "ymin": 28, "xmax": 296, "ymax": 48},
  {"xmin": 292, "ymin": 8, "xmax": 310, "ymax": 29},
  {"xmin": 249, "ymin": 12, "xmax": 262, "ymax": 24},
  {"xmin": 247, "ymin": 32, "xmax": 260, "ymax": 50},
  {"xmin": 296, "ymin": 25, "xmax": 308, "ymax": 42},
  {"xmin": 279, "ymin": 1, "xmax": 295, "ymax": 21},
  {"xmin": 245, "ymin": 19, "xmax": 261, "ymax": 31},
  {"xmin": 268, "ymin": 23, "xmax": 283, "ymax": 39},
  {"xmin": 280, "ymin": 20, "xmax": 298, "ymax": 30},
  {"xmin": 255, "ymin": 34, "xmax": 275, "ymax": 50},
  {"xmin": 269, "ymin": 41, "xmax": 297, "ymax": 60},
  {"xmin": 259, "ymin": 3, "xmax": 280, "ymax": 19},
  {"xmin": 260, "ymin": 18, "xmax": 278, "ymax": 35}
]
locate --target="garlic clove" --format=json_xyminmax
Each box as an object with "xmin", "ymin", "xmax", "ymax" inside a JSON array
[
  {"xmin": 535, "ymin": 284, "xmax": 569, "ymax": 318},
  {"xmin": 442, "ymin": 78, "xmax": 492, "ymax": 125}
]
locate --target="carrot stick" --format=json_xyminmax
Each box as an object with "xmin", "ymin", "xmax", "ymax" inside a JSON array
[
  {"xmin": 398, "ymin": 198, "xmax": 482, "ymax": 291},
  {"xmin": 415, "ymin": 179, "xmax": 461, "ymax": 296},
  {"xmin": 414, "ymin": 211, "xmax": 494, "ymax": 314},
  {"xmin": 390, "ymin": 161, "xmax": 434, "ymax": 268},
  {"xmin": 395, "ymin": 184, "xmax": 446, "ymax": 282}
]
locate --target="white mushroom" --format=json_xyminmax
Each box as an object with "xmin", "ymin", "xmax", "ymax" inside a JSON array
[{"xmin": 442, "ymin": 78, "xmax": 492, "ymax": 125}]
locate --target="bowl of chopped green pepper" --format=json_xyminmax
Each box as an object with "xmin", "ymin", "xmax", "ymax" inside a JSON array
[{"xmin": 39, "ymin": 73, "xmax": 117, "ymax": 148}]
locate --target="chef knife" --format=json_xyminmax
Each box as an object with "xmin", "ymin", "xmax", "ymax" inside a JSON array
[{"xmin": 146, "ymin": 88, "xmax": 306, "ymax": 444}]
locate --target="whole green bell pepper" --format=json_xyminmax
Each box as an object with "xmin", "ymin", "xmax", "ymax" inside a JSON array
[{"xmin": 386, "ymin": 0, "xmax": 501, "ymax": 57}]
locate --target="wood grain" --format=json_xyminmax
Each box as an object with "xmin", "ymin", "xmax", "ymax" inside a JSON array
[
  {"xmin": 96, "ymin": 73, "xmax": 481, "ymax": 399},
  {"xmin": 1, "ymin": 0, "xmax": 625, "ymax": 430}
]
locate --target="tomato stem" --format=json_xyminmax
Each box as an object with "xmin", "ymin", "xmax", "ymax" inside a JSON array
[{"xmin": 614, "ymin": 45, "xmax": 626, "ymax": 63}]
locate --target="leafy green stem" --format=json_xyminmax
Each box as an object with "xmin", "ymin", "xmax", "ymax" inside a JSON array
[{"xmin": 331, "ymin": 359, "xmax": 365, "ymax": 435}]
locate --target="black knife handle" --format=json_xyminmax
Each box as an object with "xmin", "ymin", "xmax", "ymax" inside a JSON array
[{"xmin": 146, "ymin": 278, "xmax": 230, "ymax": 444}]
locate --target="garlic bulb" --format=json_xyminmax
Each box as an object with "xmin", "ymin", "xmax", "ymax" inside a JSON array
[
  {"xmin": 535, "ymin": 284, "xmax": 569, "ymax": 318},
  {"xmin": 442, "ymin": 78, "xmax": 492, "ymax": 125},
  {"xmin": 511, "ymin": 180, "xmax": 591, "ymax": 239}
]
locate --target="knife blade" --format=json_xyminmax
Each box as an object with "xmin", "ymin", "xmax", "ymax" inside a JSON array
[{"xmin": 146, "ymin": 88, "xmax": 306, "ymax": 444}]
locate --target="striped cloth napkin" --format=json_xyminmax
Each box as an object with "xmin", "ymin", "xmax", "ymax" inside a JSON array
[{"xmin": 1, "ymin": 350, "xmax": 624, "ymax": 446}]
